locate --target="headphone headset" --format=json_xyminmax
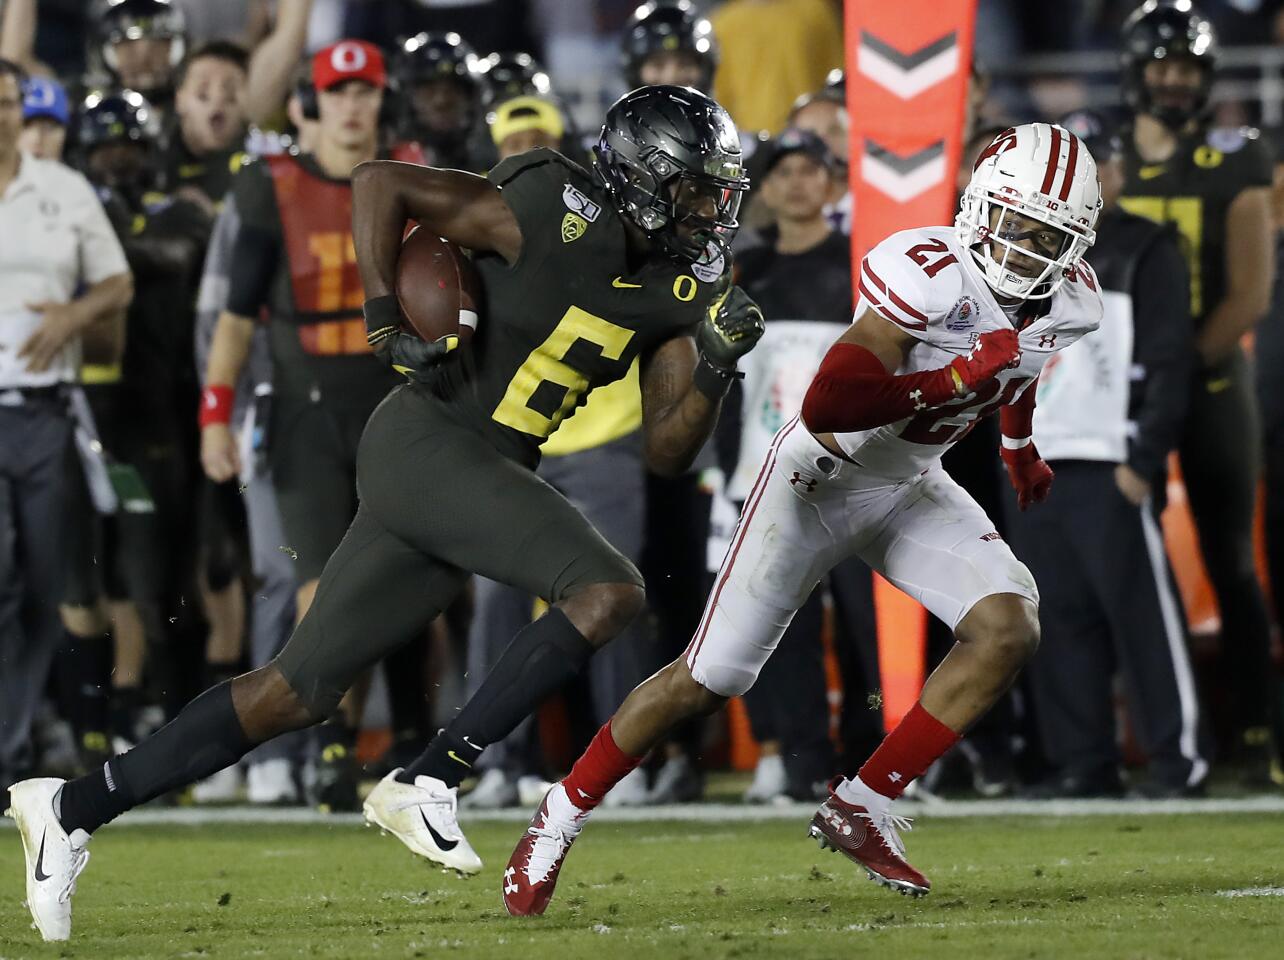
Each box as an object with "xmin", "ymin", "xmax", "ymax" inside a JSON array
[{"xmin": 295, "ymin": 78, "xmax": 318, "ymax": 121}]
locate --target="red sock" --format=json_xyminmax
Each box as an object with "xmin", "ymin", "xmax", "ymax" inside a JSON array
[
  {"xmin": 856, "ymin": 702, "xmax": 960, "ymax": 800},
  {"xmin": 562, "ymin": 721, "xmax": 644, "ymax": 812}
]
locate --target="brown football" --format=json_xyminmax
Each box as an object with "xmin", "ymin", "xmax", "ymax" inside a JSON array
[{"xmin": 394, "ymin": 227, "xmax": 482, "ymax": 344}]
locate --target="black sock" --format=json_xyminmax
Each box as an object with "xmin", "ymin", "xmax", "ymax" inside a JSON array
[
  {"xmin": 58, "ymin": 680, "xmax": 254, "ymax": 835},
  {"xmin": 110, "ymin": 685, "xmax": 143, "ymax": 742},
  {"xmin": 58, "ymin": 630, "xmax": 113, "ymax": 746},
  {"xmin": 398, "ymin": 608, "xmax": 593, "ymax": 788},
  {"xmin": 397, "ymin": 729, "xmax": 482, "ymax": 787}
]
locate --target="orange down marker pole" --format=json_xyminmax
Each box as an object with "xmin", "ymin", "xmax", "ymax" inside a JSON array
[{"xmin": 846, "ymin": 0, "xmax": 978, "ymax": 728}]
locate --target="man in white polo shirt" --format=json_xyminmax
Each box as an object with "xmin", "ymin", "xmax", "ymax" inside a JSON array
[{"xmin": 0, "ymin": 58, "xmax": 133, "ymax": 792}]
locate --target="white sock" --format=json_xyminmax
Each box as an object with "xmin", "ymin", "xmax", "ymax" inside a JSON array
[
  {"xmin": 836, "ymin": 775, "xmax": 892, "ymax": 813},
  {"xmin": 546, "ymin": 783, "xmax": 591, "ymax": 831}
]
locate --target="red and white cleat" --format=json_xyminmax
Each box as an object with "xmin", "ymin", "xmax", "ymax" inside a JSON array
[
  {"xmin": 808, "ymin": 778, "xmax": 930, "ymax": 897},
  {"xmin": 502, "ymin": 785, "xmax": 586, "ymax": 917}
]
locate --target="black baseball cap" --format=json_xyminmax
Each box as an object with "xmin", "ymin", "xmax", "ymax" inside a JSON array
[{"xmin": 757, "ymin": 127, "xmax": 835, "ymax": 178}]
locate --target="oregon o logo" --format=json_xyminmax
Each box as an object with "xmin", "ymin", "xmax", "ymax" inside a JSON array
[
  {"xmin": 331, "ymin": 42, "xmax": 367, "ymax": 73},
  {"xmin": 672, "ymin": 275, "xmax": 697, "ymax": 302},
  {"xmin": 1193, "ymin": 145, "xmax": 1223, "ymax": 169}
]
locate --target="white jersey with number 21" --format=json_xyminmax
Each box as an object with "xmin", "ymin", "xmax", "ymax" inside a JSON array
[{"xmin": 833, "ymin": 225, "xmax": 1103, "ymax": 480}]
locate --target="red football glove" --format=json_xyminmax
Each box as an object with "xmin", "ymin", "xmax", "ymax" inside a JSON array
[
  {"xmin": 1000, "ymin": 441, "xmax": 1054, "ymax": 511},
  {"xmin": 949, "ymin": 328, "xmax": 1021, "ymax": 394}
]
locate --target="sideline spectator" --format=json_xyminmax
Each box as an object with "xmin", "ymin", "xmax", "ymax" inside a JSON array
[
  {"xmin": 1118, "ymin": 0, "xmax": 1279, "ymax": 782},
  {"xmin": 709, "ymin": 0, "xmax": 843, "ymax": 133},
  {"xmin": 0, "ymin": 58, "xmax": 132, "ymax": 791},
  {"xmin": 1012, "ymin": 113, "xmax": 1209, "ymax": 799}
]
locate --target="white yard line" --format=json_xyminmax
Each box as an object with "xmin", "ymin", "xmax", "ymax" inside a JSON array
[{"xmin": 2, "ymin": 795, "xmax": 1282, "ymax": 828}]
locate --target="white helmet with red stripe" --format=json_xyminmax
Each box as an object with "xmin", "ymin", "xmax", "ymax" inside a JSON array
[{"xmin": 956, "ymin": 122, "xmax": 1101, "ymax": 300}]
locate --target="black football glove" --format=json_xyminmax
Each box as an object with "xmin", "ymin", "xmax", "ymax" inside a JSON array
[
  {"xmin": 363, "ymin": 295, "xmax": 457, "ymax": 383},
  {"xmin": 385, "ymin": 332, "xmax": 458, "ymax": 383},
  {"xmin": 696, "ymin": 285, "xmax": 765, "ymax": 372}
]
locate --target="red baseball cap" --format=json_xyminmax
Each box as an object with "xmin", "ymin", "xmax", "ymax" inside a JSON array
[{"xmin": 312, "ymin": 40, "xmax": 387, "ymax": 92}]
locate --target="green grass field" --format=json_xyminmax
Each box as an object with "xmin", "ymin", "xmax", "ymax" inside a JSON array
[{"xmin": 2, "ymin": 809, "xmax": 1283, "ymax": 959}]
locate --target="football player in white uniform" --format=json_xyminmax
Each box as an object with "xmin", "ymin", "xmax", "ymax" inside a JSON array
[{"xmin": 501, "ymin": 122, "xmax": 1104, "ymax": 914}]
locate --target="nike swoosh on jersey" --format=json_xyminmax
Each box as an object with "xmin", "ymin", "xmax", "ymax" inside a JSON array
[
  {"xmin": 420, "ymin": 810, "xmax": 459, "ymax": 851},
  {"xmin": 34, "ymin": 830, "xmax": 51, "ymax": 882},
  {"xmin": 612, "ymin": 277, "xmax": 643, "ymax": 288},
  {"xmin": 1138, "ymin": 165, "xmax": 1166, "ymax": 180}
]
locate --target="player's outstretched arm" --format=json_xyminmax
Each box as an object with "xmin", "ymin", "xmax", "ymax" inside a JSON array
[
  {"xmin": 351, "ymin": 161, "xmax": 523, "ymax": 302},
  {"xmin": 801, "ymin": 309, "xmax": 1019, "ymax": 433}
]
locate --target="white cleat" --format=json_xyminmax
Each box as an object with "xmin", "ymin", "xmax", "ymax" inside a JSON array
[
  {"xmin": 5, "ymin": 778, "xmax": 90, "ymax": 942},
  {"xmin": 246, "ymin": 759, "xmax": 298, "ymax": 806},
  {"xmin": 744, "ymin": 754, "xmax": 787, "ymax": 804},
  {"xmin": 603, "ymin": 767, "xmax": 650, "ymax": 808},
  {"xmin": 462, "ymin": 768, "xmax": 517, "ymax": 810},
  {"xmin": 190, "ymin": 764, "xmax": 243, "ymax": 804},
  {"xmin": 516, "ymin": 775, "xmax": 555, "ymax": 808},
  {"xmin": 362, "ymin": 769, "xmax": 482, "ymax": 875}
]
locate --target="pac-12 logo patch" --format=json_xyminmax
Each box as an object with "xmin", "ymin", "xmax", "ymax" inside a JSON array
[
  {"xmin": 946, "ymin": 295, "xmax": 979, "ymax": 331},
  {"xmin": 562, "ymin": 184, "xmax": 601, "ymax": 222},
  {"xmin": 561, "ymin": 212, "xmax": 587, "ymax": 243}
]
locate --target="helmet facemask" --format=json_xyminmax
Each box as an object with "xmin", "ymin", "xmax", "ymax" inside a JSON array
[
  {"xmin": 598, "ymin": 140, "xmax": 745, "ymax": 264},
  {"xmin": 957, "ymin": 188, "xmax": 1095, "ymax": 301}
]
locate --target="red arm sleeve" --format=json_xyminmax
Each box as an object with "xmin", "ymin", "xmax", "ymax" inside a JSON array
[
  {"xmin": 999, "ymin": 378, "xmax": 1038, "ymax": 446},
  {"xmin": 801, "ymin": 342, "xmax": 957, "ymax": 434}
]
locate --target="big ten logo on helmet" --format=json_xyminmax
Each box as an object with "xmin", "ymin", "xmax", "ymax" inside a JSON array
[
  {"xmin": 946, "ymin": 295, "xmax": 979, "ymax": 332},
  {"xmin": 331, "ymin": 41, "xmax": 368, "ymax": 73}
]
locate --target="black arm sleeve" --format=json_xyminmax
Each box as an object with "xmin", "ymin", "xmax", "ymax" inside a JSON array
[
  {"xmin": 224, "ymin": 160, "xmax": 281, "ymax": 319},
  {"xmin": 1127, "ymin": 230, "xmax": 1196, "ymax": 481}
]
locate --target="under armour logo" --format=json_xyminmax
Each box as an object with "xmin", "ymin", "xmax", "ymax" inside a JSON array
[
  {"xmin": 888, "ymin": 772, "xmax": 902, "ymax": 783},
  {"xmin": 789, "ymin": 472, "xmax": 817, "ymax": 492},
  {"xmin": 910, "ymin": 388, "xmax": 926, "ymax": 411},
  {"xmin": 1039, "ymin": 334, "xmax": 1057, "ymax": 349},
  {"xmin": 504, "ymin": 866, "xmax": 518, "ymax": 895},
  {"xmin": 820, "ymin": 803, "xmax": 851, "ymax": 836}
]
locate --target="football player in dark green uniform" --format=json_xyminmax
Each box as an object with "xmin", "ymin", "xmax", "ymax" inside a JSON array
[
  {"xmin": 12, "ymin": 85, "xmax": 761, "ymax": 934},
  {"xmin": 1118, "ymin": 0, "xmax": 1279, "ymax": 783}
]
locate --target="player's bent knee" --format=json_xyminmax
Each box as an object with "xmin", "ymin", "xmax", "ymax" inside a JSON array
[
  {"xmin": 662, "ymin": 660, "xmax": 730, "ymax": 717},
  {"xmin": 958, "ymin": 593, "xmax": 1040, "ymax": 665},
  {"xmin": 560, "ymin": 581, "xmax": 647, "ymax": 647},
  {"xmin": 258, "ymin": 658, "xmax": 342, "ymax": 731},
  {"xmin": 684, "ymin": 656, "xmax": 756, "ymax": 701}
]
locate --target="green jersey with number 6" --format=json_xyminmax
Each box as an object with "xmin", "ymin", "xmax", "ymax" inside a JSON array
[{"xmin": 427, "ymin": 147, "xmax": 726, "ymax": 466}]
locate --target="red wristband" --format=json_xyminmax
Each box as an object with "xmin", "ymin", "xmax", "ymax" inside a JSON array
[{"xmin": 198, "ymin": 384, "xmax": 234, "ymax": 428}]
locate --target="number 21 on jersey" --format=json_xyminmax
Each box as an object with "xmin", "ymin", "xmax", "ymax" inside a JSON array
[{"xmin": 492, "ymin": 307, "xmax": 635, "ymax": 439}]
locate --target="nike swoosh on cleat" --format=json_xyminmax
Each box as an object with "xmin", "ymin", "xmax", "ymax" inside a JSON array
[
  {"xmin": 612, "ymin": 277, "xmax": 643, "ymax": 289},
  {"xmin": 420, "ymin": 810, "xmax": 459, "ymax": 852},
  {"xmin": 33, "ymin": 830, "xmax": 51, "ymax": 882}
]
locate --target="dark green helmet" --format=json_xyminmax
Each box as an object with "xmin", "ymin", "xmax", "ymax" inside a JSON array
[{"xmin": 594, "ymin": 84, "xmax": 747, "ymax": 265}]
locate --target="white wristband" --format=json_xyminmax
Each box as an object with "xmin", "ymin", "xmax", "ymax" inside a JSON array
[{"xmin": 1001, "ymin": 435, "xmax": 1032, "ymax": 450}]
